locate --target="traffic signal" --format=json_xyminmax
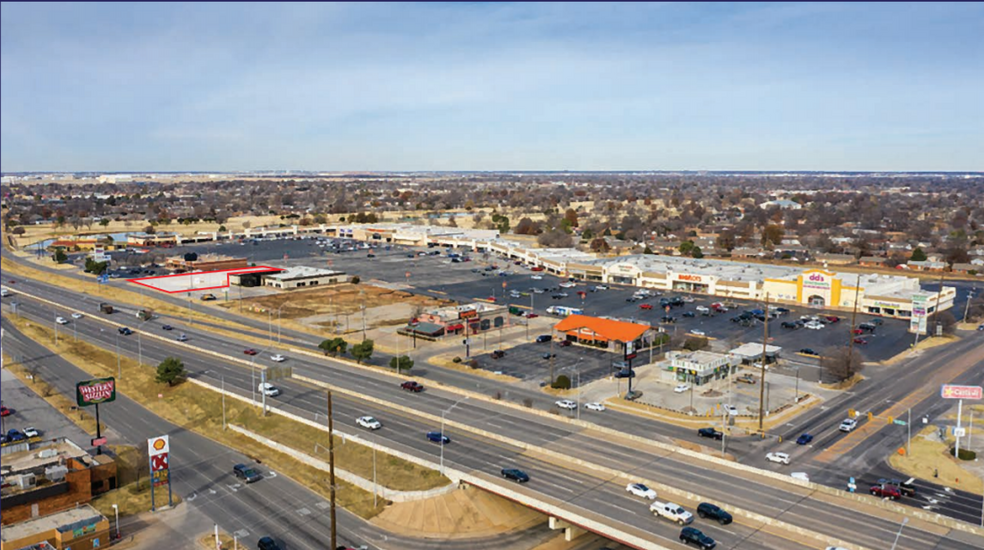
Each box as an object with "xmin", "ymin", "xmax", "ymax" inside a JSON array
[
  {"xmin": 778, "ymin": 436, "xmax": 783, "ymax": 443},
  {"xmin": 867, "ymin": 412, "xmax": 874, "ymax": 421},
  {"xmin": 848, "ymin": 409, "xmax": 856, "ymax": 418},
  {"xmin": 888, "ymin": 416, "xmax": 894, "ymax": 424}
]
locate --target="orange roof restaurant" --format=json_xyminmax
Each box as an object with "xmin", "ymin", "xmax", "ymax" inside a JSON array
[{"xmin": 553, "ymin": 314, "xmax": 660, "ymax": 357}]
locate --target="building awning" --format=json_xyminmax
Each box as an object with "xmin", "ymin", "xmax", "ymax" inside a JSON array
[
  {"xmin": 554, "ymin": 314, "xmax": 650, "ymax": 343},
  {"xmin": 409, "ymin": 322, "xmax": 445, "ymax": 336},
  {"xmin": 446, "ymin": 323, "xmax": 464, "ymax": 331}
]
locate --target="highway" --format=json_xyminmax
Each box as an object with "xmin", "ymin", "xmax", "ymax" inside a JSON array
[
  {"xmin": 6, "ymin": 285, "xmax": 984, "ymax": 549},
  {"xmin": 1, "ymin": 319, "xmax": 563, "ymax": 550}
]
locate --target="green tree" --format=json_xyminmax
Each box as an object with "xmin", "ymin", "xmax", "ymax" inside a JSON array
[
  {"xmin": 155, "ymin": 357, "xmax": 186, "ymax": 386},
  {"xmin": 218, "ymin": 225, "xmax": 227, "ymax": 232},
  {"xmin": 99, "ymin": 218, "xmax": 110, "ymax": 227},
  {"xmin": 351, "ymin": 339, "xmax": 374, "ymax": 364},
  {"xmin": 910, "ymin": 247, "xmax": 928, "ymax": 262},
  {"xmin": 678, "ymin": 241, "xmax": 695, "ymax": 255},
  {"xmin": 84, "ymin": 258, "xmax": 109, "ymax": 275},
  {"xmin": 643, "ymin": 245, "xmax": 654, "ymax": 255},
  {"xmin": 551, "ymin": 374, "xmax": 571, "ymax": 390},
  {"xmin": 389, "ymin": 354, "xmax": 414, "ymax": 374},
  {"xmin": 691, "ymin": 246, "xmax": 704, "ymax": 259},
  {"xmin": 318, "ymin": 337, "xmax": 348, "ymax": 356},
  {"xmin": 761, "ymin": 224, "xmax": 785, "ymax": 248},
  {"xmin": 53, "ymin": 249, "xmax": 68, "ymax": 263}
]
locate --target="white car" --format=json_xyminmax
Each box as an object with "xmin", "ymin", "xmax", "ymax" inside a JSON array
[
  {"xmin": 531, "ymin": 275, "xmax": 543, "ymax": 280},
  {"xmin": 839, "ymin": 418, "xmax": 858, "ymax": 432},
  {"xmin": 724, "ymin": 404, "xmax": 739, "ymax": 416},
  {"xmin": 22, "ymin": 427, "xmax": 40, "ymax": 438},
  {"xmin": 71, "ymin": 312, "xmax": 84, "ymax": 319},
  {"xmin": 690, "ymin": 329, "xmax": 706, "ymax": 337},
  {"xmin": 595, "ymin": 285, "xmax": 608, "ymax": 291},
  {"xmin": 791, "ymin": 472, "xmax": 811, "ymax": 482},
  {"xmin": 55, "ymin": 316, "xmax": 69, "ymax": 325},
  {"xmin": 270, "ymin": 354, "xmax": 286, "ymax": 362},
  {"xmin": 555, "ymin": 399, "xmax": 577, "ymax": 410},
  {"xmin": 674, "ymin": 383, "xmax": 691, "ymax": 393},
  {"xmin": 584, "ymin": 402, "xmax": 606, "ymax": 412},
  {"xmin": 559, "ymin": 282, "xmax": 577, "ymax": 288},
  {"xmin": 258, "ymin": 383, "xmax": 281, "ymax": 397},
  {"xmin": 357, "ymin": 416, "xmax": 382, "ymax": 430},
  {"xmin": 766, "ymin": 452, "xmax": 790, "ymax": 465},
  {"xmin": 626, "ymin": 482, "xmax": 658, "ymax": 500}
]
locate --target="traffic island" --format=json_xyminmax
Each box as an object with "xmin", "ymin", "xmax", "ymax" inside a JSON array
[{"xmin": 890, "ymin": 425, "xmax": 983, "ymax": 496}]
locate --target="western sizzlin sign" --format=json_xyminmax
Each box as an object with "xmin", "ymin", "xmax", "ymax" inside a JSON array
[{"xmin": 76, "ymin": 377, "xmax": 117, "ymax": 407}]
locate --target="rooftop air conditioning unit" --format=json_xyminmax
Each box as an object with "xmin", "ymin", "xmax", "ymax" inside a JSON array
[
  {"xmin": 37, "ymin": 449, "xmax": 58, "ymax": 459},
  {"xmin": 45, "ymin": 465, "xmax": 68, "ymax": 483},
  {"xmin": 14, "ymin": 473, "xmax": 37, "ymax": 490}
]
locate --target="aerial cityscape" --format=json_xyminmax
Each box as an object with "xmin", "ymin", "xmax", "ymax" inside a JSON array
[{"xmin": 1, "ymin": 3, "xmax": 983, "ymax": 550}]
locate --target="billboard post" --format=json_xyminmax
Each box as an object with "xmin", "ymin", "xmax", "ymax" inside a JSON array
[
  {"xmin": 76, "ymin": 377, "xmax": 116, "ymax": 455},
  {"xmin": 147, "ymin": 435, "xmax": 172, "ymax": 511}
]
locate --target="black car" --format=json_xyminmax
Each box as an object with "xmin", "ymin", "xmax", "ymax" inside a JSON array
[
  {"xmin": 799, "ymin": 348, "xmax": 818, "ymax": 356},
  {"xmin": 613, "ymin": 369, "xmax": 635, "ymax": 379},
  {"xmin": 682, "ymin": 312, "xmax": 696, "ymax": 318},
  {"xmin": 257, "ymin": 536, "xmax": 282, "ymax": 550},
  {"xmin": 780, "ymin": 321, "xmax": 799, "ymax": 329},
  {"xmin": 233, "ymin": 464, "xmax": 262, "ymax": 484},
  {"xmin": 679, "ymin": 527, "xmax": 716, "ymax": 549},
  {"xmin": 661, "ymin": 316, "xmax": 676, "ymax": 324},
  {"xmin": 542, "ymin": 353, "xmax": 556, "ymax": 360},
  {"xmin": 501, "ymin": 468, "xmax": 529, "ymax": 483},
  {"xmin": 118, "ymin": 327, "xmax": 133, "ymax": 335},
  {"xmin": 161, "ymin": 324, "xmax": 174, "ymax": 331},
  {"xmin": 696, "ymin": 502, "xmax": 732, "ymax": 525},
  {"xmin": 697, "ymin": 427, "xmax": 723, "ymax": 440},
  {"xmin": 491, "ymin": 350, "xmax": 506, "ymax": 359},
  {"xmin": 535, "ymin": 335, "xmax": 552, "ymax": 343}
]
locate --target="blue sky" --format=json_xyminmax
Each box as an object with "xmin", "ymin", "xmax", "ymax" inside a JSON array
[{"xmin": 2, "ymin": 2, "xmax": 982, "ymax": 172}]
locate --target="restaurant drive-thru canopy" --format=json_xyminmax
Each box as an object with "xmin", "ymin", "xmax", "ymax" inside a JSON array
[{"xmin": 553, "ymin": 314, "xmax": 654, "ymax": 346}]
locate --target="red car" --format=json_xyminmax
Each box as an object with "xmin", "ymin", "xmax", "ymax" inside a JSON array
[
  {"xmin": 825, "ymin": 316, "xmax": 841, "ymax": 323},
  {"xmin": 531, "ymin": 267, "xmax": 544, "ymax": 272},
  {"xmin": 851, "ymin": 328, "xmax": 864, "ymax": 335},
  {"xmin": 853, "ymin": 337, "xmax": 868, "ymax": 345},
  {"xmin": 525, "ymin": 312, "xmax": 539, "ymax": 319},
  {"xmin": 558, "ymin": 340, "xmax": 573, "ymax": 347},
  {"xmin": 870, "ymin": 484, "xmax": 901, "ymax": 499},
  {"xmin": 244, "ymin": 348, "xmax": 258, "ymax": 356},
  {"xmin": 0, "ymin": 406, "xmax": 12, "ymax": 417},
  {"xmin": 639, "ymin": 304, "xmax": 653, "ymax": 310},
  {"xmin": 401, "ymin": 381, "xmax": 424, "ymax": 392}
]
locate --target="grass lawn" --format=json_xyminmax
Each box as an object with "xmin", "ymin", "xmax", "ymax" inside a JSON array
[
  {"xmin": 889, "ymin": 426, "xmax": 983, "ymax": 496},
  {"xmin": 7, "ymin": 316, "xmax": 448, "ymax": 518}
]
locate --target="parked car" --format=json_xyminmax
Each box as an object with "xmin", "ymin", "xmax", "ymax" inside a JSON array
[
  {"xmin": 674, "ymin": 383, "xmax": 691, "ymax": 393},
  {"xmin": 780, "ymin": 321, "xmax": 799, "ymax": 329},
  {"xmin": 357, "ymin": 416, "xmax": 382, "ymax": 430},
  {"xmin": 696, "ymin": 502, "xmax": 733, "ymax": 525},
  {"xmin": 799, "ymin": 348, "xmax": 818, "ymax": 356},
  {"xmin": 870, "ymin": 484, "xmax": 902, "ymax": 500},
  {"xmin": 233, "ymin": 464, "xmax": 262, "ymax": 483},
  {"xmin": 584, "ymin": 402, "xmax": 605, "ymax": 412},
  {"xmin": 6, "ymin": 429, "xmax": 27, "ymax": 442},
  {"xmin": 555, "ymin": 399, "xmax": 577, "ymax": 410},
  {"xmin": 690, "ymin": 329, "xmax": 706, "ymax": 337},
  {"xmin": 682, "ymin": 312, "xmax": 696, "ymax": 318},
  {"xmin": 765, "ymin": 452, "xmax": 790, "ymax": 465},
  {"xmin": 639, "ymin": 303, "xmax": 653, "ymax": 310},
  {"xmin": 736, "ymin": 374, "xmax": 757, "ymax": 384},
  {"xmin": 491, "ymin": 350, "xmax": 506, "ymax": 359},
  {"xmin": 535, "ymin": 335, "xmax": 552, "ymax": 343},
  {"xmin": 0, "ymin": 406, "xmax": 13, "ymax": 417},
  {"xmin": 697, "ymin": 427, "xmax": 723, "ymax": 440},
  {"xmin": 796, "ymin": 433, "xmax": 814, "ymax": 445},
  {"xmin": 853, "ymin": 337, "xmax": 869, "ymax": 345},
  {"xmin": 426, "ymin": 431, "xmax": 451, "ymax": 444},
  {"xmin": 839, "ymin": 418, "xmax": 858, "ymax": 432},
  {"xmin": 626, "ymin": 482, "xmax": 657, "ymax": 499},
  {"xmin": 22, "ymin": 427, "xmax": 40, "ymax": 438},
  {"xmin": 724, "ymin": 404, "xmax": 739, "ymax": 416},
  {"xmin": 401, "ymin": 381, "xmax": 424, "ymax": 392},
  {"xmin": 501, "ymin": 468, "xmax": 529, "ymax": 483},
  {"xmin": 558, "ymin": 340, "xmax": 572, "ymax": 347},
  {"xmin": 613, "ymin": 369, "xmax": 635, "ymax": 379}
]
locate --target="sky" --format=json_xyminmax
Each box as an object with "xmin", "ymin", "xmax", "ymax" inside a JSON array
[{"xmin": 2, "ymin": 2, "xmax": 983, "ymax": 172}]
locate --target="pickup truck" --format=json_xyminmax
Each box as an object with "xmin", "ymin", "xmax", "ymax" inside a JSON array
[
  {"xmin": 99, "ymin": 302, "xmax": 114, "ymax": 314},
  {"xmin": 650, "ymin": 500, "xmax": 694, "ymax": 525}
]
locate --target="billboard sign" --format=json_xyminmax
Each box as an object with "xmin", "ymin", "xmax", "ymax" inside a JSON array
[
  {"xmin": 941, "ymin": 385, "xmax": 983, "ymax": 400},
  {"xmin": 910, "ymin": 293, "xmax": 929, "ymax": 334},
  {"xmin": 76, "ymin": 377, "xmax": 117, "ymax": 407}
]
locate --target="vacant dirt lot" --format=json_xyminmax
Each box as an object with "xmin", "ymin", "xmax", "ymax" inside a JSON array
[{"xmin": 225, "ymin": 284, "xmax": 454, "ymax": 330}]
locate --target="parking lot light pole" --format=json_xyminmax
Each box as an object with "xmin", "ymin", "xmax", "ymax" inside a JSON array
[
  {"xmin": 136, "ymin": 318, "xmax": 153, "ymax": 368},
  {"xmin": 440, "ymin": 396, "xmax": 469, "ymax": 475}
]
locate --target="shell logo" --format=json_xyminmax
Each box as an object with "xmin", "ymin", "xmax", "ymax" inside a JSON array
[{"xmin": 152, "ymin": 438, "xmax": 167, "ymax": 451}]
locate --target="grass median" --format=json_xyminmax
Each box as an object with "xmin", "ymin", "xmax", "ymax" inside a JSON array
[{"xmin": 6, "ymin": 316, "xmax": 449, "ymax": 518}]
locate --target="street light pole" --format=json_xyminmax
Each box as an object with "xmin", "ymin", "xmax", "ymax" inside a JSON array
[
  {"xmin": 115, "ymin": 331, "xmax": 121, "ymax": 380},
  {"xmin": 890, "ymin": 518, "xmax": 908, "ymax": 550},
  {"xmin": 112, "ymin": 504, "xmax": 120, "ymax": 540},
  {"xmin": 440, "ymin": 397, "xmax": 469, "ymax": 475}
]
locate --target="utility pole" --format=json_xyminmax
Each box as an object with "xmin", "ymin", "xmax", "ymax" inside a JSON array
[
  {"xmin": 327, "ymin": 390, "xmax": 337, "ymax": 550},
  {"xmin": 963, "ymin": 290, "xmax": 974, "ymax": 322},
  {"xmin": 548, "ymin": 329, "xmax": 555, "ymax": 386},
  {"xmin": 757, "ymin": 293, "xmax": 769, "ymax": 433},
  {"xmin": 846, "ymin": 273, "xmax": 862, "ymax": 383}
]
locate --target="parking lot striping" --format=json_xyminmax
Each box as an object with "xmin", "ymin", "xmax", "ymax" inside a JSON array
[{"xmin": 814, "ymin": 343, "xmax": 984, "ymax": 464}]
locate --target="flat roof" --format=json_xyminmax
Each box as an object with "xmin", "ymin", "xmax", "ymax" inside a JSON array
[
  {"xmin": 264, "ymin": 266, "xmax": 345, "ymax": 281},
  {"xmin": 554, "ymin": 314, "xmax": 652, "ymax": 342},
  {"xmin": 0, "ymin": 505, "xmax": 105, "ymax": 542},
  {"xmin": 671, "ymin": 350, "xmax": 732, "ymax": 365},
  {"xmin": 0, "ymin": 440, "xmax": 91, "ymax": 477},
  {"xmin": 730, "ymin": 343, "xmax": 782, "ymax": 358}
]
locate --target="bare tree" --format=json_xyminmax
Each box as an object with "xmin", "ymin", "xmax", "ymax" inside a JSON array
[{"xmin": 820, "ymin": 346, "xmax": 866, "ymax": 382}]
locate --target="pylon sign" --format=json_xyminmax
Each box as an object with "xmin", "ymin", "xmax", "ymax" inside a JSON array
[
  {"xmin": 147, "ymin": 435, "xmax": 173, "ymax": 510},
  {"xmin": 941, "ymin": 385, "xmax": 983, "ymax": 400}
]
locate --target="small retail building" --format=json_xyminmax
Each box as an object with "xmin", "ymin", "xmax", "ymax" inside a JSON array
[
  {"xmin": 126, "ymin": 231, "xmax": 179, "ymax": 247},
  {"xmin": 659, "ymin": 350, "xmax": 738, "ymax": 386},
  {"xmin": 261, "ymin": 266, "xmax": 348, "ymax": 289},
  {"xmin": 0, "ymin": 505, "xmax": 110, "ymax": 550},
  {"xmin": 0, "ymin": 439, "xmax": 117, "ymax": 526},
  {"xmin": 418, "ymin": 302, "xmax": 509, "ymax": 335},
  {"xmin": 553, "ymin": 314, "xmax": 657, "ymax": 355},
  {"xmin": 165, "ymin": 254, "xmax": 248, "ymax": 273},
  {"xmin": 729, "ymin": 342, "xmax": 783, "ymax": 364}
]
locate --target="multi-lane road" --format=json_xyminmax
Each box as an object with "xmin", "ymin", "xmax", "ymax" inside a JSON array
[{"xmin": 4, "ymin": 276, "xmax": 984, "ymax": 550}]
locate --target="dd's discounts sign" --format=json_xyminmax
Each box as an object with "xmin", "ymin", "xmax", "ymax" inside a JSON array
[{"xmin": 147, "ymin": 435, "xmax": 173, "ymax": 509}]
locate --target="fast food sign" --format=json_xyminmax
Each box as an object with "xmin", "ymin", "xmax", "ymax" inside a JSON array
[
  {"xmin": 76, "ymin": 377, "xmax": 116, "ymax": 407},
  {"xmin": 941, "ymin": 385, "xmax": 983, "ymax": 400}
]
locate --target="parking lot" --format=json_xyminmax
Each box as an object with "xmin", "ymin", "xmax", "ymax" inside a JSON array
[
  {"xmin": 470, "ymin": 339, "xmax": 621, "ymax": 384},
  {"xmin": 125, "ymin": 238, "xmax": 919, "ymax": 365},
  {"xmin": 1, "ymin": 368, "xmax": 94, "ymax": 447}
]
